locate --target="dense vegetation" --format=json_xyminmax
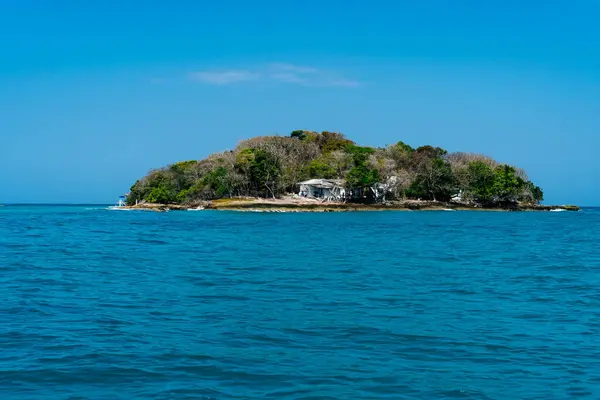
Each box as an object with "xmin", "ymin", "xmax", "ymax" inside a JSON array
[{"xmin": 127, "ymin": 130, "xmax": 544, "ymax": 206}]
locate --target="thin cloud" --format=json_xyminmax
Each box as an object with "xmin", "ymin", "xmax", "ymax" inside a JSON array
[
  {"xmin": 189, "ymin": 70, "xmax": 259, "ymax": 85},
  {"xmin": 271, "ymin": 72, "xmax": 309, "ymax": 84},
  {"xmin": 268, "ymin": 63, "xmax": 317, "ymax": 85},
  {"xmin": 189, "ymin": 63, "xmax": 361, "ymax": 87},
  {"xmin": 269, "ymin": 63, "xmax": 319, "ymax": 74},
  {"xmin": 269, "ymin": 63, "xmax": 360, "ymax": 87}
]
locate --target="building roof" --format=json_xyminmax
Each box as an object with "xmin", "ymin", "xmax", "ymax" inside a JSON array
[{"xmin": 299, "ymin": 179, "xmax": 344, "ymax": 188}]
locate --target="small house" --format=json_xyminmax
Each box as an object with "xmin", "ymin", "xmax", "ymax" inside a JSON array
[{"xmin": 298, "ymin": 179, "xmax": 346, "ymax": 201}]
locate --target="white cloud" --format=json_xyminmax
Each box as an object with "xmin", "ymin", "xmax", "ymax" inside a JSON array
[
  {"xmin": 270, "ymin": 72, "xmax": 309, "ymax": 84},
  {"xmin": 268, "ymin": 63, "xmax": 319, "ymax": 74},
  {"xmin": 189, "ymin": 63, "xmax": 360, "ymax": 87},
  {"xmin": 189, "ymin": 70, "xmax": 259, "ymax": 85},
  {"xmin": 269, "ymin": 63, "xmax": 360, "ymax": 87},
  {"xmin": 268, "ymin": 63, "xmax": 316, "ymax": 85}
]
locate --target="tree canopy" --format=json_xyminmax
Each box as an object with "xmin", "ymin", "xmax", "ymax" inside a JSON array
[{"xmin": 127, "ymin": 130, "xmax": 544, "ymax": 206}]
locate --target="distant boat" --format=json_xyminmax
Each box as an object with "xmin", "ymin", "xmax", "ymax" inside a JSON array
[
  {"xmin": 117, "ymin": 195, "xmax": 127, "ymax": 207},
  {"xmin": 105, "ymin": 195, "xmax": 129, "ymax": 210},
  {"xmin": 107, "ymin": 205, "xmax": 129, "ymax": 211}
]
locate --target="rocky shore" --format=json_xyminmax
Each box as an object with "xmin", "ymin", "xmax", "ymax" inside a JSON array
[{"xmin": 117, "ymin": 198, "xmax": 580, "ymax": 213}]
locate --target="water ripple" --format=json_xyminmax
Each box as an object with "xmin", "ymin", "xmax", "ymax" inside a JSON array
[{"xmin": 1, "ymin": 206, "xmax": 599, "ymax": 399}]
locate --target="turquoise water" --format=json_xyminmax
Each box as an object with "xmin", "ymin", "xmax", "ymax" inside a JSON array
[{"xmin": 1, "ymin": 206, "xmax": 599, "ymax": 399}]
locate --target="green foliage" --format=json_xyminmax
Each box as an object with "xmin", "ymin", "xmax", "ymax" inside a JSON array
[
  {"xmin": 167, "ymin": 160, "xmax": 198, "ymax": 194},
  {"xmin": 169, "ymin": 160, "xmax": 197, "ymax": 174},
  {"xmin": 290, "ymin": 130, "xmax": 308, "ymax": 140},
  {"xmin": 291, "ymin": 130, "xmax": 321, "ymax": 142},
  {"xmin": 308, "ymin": 157, "xmax": 336, "ymax": 179},
  {"xmin": 411, "ymin": 157, "xmax": 455, "ymax": 201},
  {"xmin": 127, "ymin": 180, "xmax": 143, "ymax": 205},
  {"xmin": 467, "ymin": 161, "xmax": 496, "ymax": 202},
  {"xmin": 344, "ymin": 144, "xmax": 376, "ymax": 165},
  {"xmin": 235, "ymin": 148, "xmax": 255, "ymax": 172},
  {"xmin": 394, "ymin": 141, "xmax": 414, "ymax": 153},
  {"xmin": 248, "ymin": 149, "xmax": 281, "ymax": 197},
  {"xmin": 492, "ymin": 165, "xmax": 525, "ymax": 202},
  {"xmin": 530, "ymin": 183, "xmax": 544, "ymax": 203},
  {"xmin": 202, "ymin": 166, "xmax": 231, "ymax": 198},
  {"xmin": 298, "ymin": 131, "xmax": 354, "ymax": 153},
  {"xmin": 346, "ymin": 165, "xmax": 380, "ymax": 189},
  {"xmin": 177, "ymin": 181, "xmax": 207, "ymax": 203},
  {"xmin": 146, "ymin": 185, "xmax": 176, "ymax": 204},
  {"xmin": 127, "ymin": 130, "xmax": 545, "ymax": 206},
  {"xmin": 384, "ymin": 141, "xmax": 414, "ymax": 169},
  {"xmin": 343, "ymin": 144, "xmax": 380, "ymax": 191},
  {"xmin": 319, "ymin": 131, "xmax": 354, "ymax": 153},
  {"xmin": 414, "ymin": 145, "xmax": 447, "ymax": 158},
  {"xmin": 519, "ymin": 181, "xmax": 544, "ymax": 204},
  {"xmin": 126, "ymin": 170, "xmax": 177, "ymax": 204}
]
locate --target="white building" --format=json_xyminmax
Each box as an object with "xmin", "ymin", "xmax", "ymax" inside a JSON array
[
  {"xmin": 451, "ymin": 190, "xmax": 463, "ymax": 202},
  {"xmin": 298, "ymin": 179, "xmax": 346, "ymax": 201}
]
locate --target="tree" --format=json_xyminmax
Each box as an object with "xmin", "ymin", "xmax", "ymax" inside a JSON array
[
  {"xmin": 412, "ymin": 145, "xmax": 447, "ymax": 161},
  {"xmin": 388, "ymin": 169, "xmax": 416, "ymax": 200},
  {"xmin": 290, "ymin": 130, "xmax": 308, "ymax": 140},
  {"xmin": 237, "ymin": 135, "xmax": 319, "ymax": 192},
  {"xmin": 409, "ymin": 146, "xmax": 454, "ymax": 201},
  {"xmin": 467, "ymin": 161, "xmax": 496, "ymax": 203},
  {"xmin": 411, "ymin": 157, "xmax": 454, "ymax": 201},
  {"xmin": 127, "ymin": 180, "xmax": 144, "ymax": 205},
  {"xmin": 346, "ymin": 165, "xmax": 380, "ymax": 191},
  {"xmin": 146, "ymin": 185, "xmax": 176, "ymax": 204},
  {"xmin": 383, "ymin": 141, "xmax": 414, "ymax": 169},
  {"xmin": 291, "ymin": 130, "xmax": 354, "ymax": 152},
  {"xmin": 345, "ymin": 144, "xmax": 376, "ymax": 165},
  {"xmin": 247, "ymin": 149, "xmax": 281, "ymax": 198},
  {"xmin": 127, "ymin": 169, "xmax": 177, "ymax": 204},
  {"xmin": 201, "ymin": 166, "xmax": 235, "ymax": 198},
  {"xmin": 492, "ymin": 165, "xmax": 525, "ymax": 203},
  {"xmin": 520, "ymin": 181, "xmax": 544, "ymax": 204},
  {"xmin": 126, "ymin": 129, "xmax": 545, "ymax": 207},
  {"xmin": 447, "ymin": 153, "xmax": 498, "ymax": 199},
  {"xmin": 308, "ymin": 157, "xmax": 336, "ymax": 179},
  {"xmin": 319, "ymin": 131, "xmax": 354, "ymax": 153},
  {"xmin": 530, "ymin": 184, "xmax": 544, "ymax": 203},
  {"xmin": 165, "ymin": 160, "xmax": 200, "ymax": 195},
  {"xmin": 367, "ymin": 154, "xmax": 396, "ymax": 180},
  {"xmin": 329, "ymin": 150, "xmax": 353, "ymax": 178},
  {"xmin": 339, "ymin": 144, "xmax": 380, "ymax": 201}
]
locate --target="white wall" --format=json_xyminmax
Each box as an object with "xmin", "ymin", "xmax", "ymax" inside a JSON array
[{"xmin": 299, "ymin": 185, "xmax": 345, "ymax": 200}]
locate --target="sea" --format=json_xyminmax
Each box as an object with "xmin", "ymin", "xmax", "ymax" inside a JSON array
[{"xmin": 1, "ymin": 205, "xmax": 599, "ymax": 399}]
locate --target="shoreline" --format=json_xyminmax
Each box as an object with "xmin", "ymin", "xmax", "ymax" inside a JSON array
[{"xmin": 117, "ymin": 199, "xmax": 580, "ymax": 213}]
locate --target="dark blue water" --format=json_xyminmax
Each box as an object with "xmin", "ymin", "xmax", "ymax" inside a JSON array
[{"xmin": 1, "ymin": 206, "xmax": 599, "ymax": 399}]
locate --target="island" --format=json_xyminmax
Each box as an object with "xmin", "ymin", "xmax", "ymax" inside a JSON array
[{"xmin": 123, "ymin": 130, "xmax": 579, "ymax": 212}]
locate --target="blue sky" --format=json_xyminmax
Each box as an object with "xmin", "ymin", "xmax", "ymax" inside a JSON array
[{"xmin": 1, "ymin": 1, "xmax": 599, "ymax": 205}]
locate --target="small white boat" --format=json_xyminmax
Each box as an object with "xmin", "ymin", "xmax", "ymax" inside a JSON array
[
  {"xmin": 107, "ymin": 194, "xmax": 130, "ymax": 210},
  {"xmin": 107, "ymin": 205, "xmax": 129, "ymax": 211}
]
